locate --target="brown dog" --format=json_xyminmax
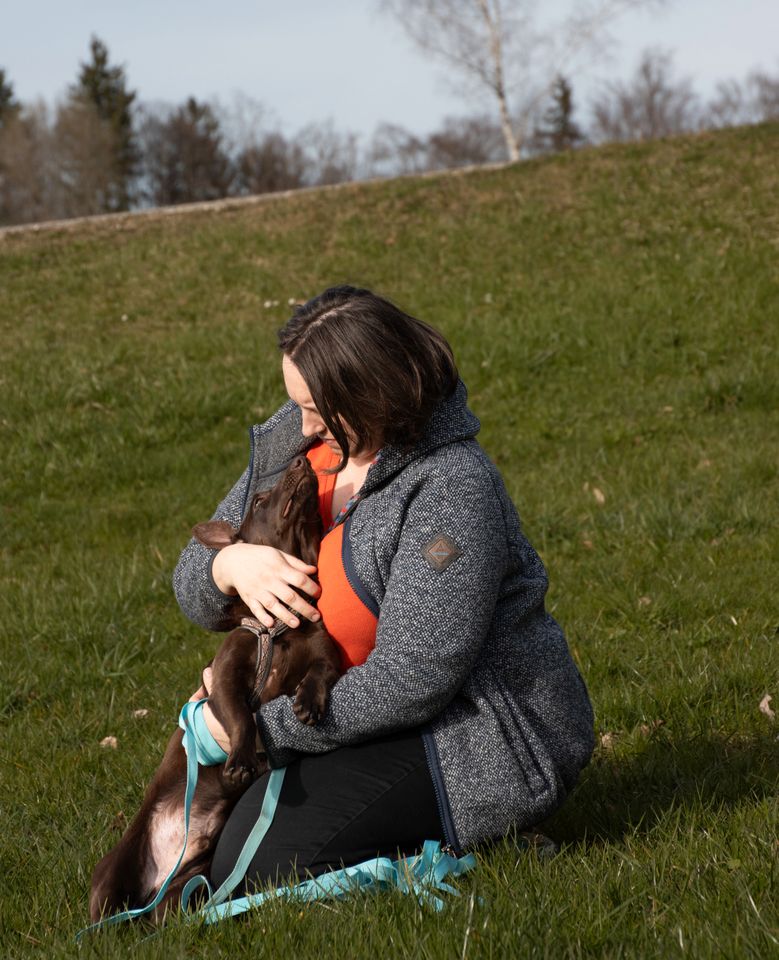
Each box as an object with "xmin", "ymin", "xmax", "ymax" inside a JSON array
[{"xmin": 89, "ymin": 455, "xmax": 341, "ymax": 922}]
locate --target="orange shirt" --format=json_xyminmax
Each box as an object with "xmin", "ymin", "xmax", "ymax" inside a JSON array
[{"xmin": 306, "ymin": 442, "xmax": 378, "ymax": 672}]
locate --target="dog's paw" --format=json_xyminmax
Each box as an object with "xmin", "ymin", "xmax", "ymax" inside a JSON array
[
  {"xmin": 293, "ymin": 680, "xmax": 329, "ymax": 726},
  {"xmin": 223, "ymin": 745, "xmax": 262, "ymax": 786},
  {"xmin": 223, "ymin": 761, "xmax": 255, "ymax": 787}
]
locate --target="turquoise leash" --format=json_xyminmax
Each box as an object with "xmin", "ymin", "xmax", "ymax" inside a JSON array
[
  {"xmin": 78, "ymin": 699, "xmax": 475, "ymax": 937},
  {"xmin": 181, "ymin": 839, "xmax": 476, "ymax": 925},
  {"xmin": 178, "ymin": 762, "xmax": 286, "ymax": 913},
  {"xmin": 76, "ymin": 698, "xmax": 275, "ymax": 937},
  {"xmin": 77, "ymin": 700, "xmax": 208, "ymax": 936},
  {"xmin": 178, "ymin": 697, "xmax": 229, "ymax": 765}
]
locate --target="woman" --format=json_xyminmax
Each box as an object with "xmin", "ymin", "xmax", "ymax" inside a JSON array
[{"xmin": 173, "ymin": 285, "xmax": 594, "ymax": 891}]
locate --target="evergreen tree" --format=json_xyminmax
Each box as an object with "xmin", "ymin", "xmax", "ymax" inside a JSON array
[
  {"xmin": 71, "ymin": 36, "xmax": 138, "ymax": 210},
  {"xmin": 141, "ymin": 98, "xmax": 234, "ymax": 206},
  {"xmin": 0, "ymin": 68, "xmax": 20, "ymax": 129},
  {"xmin": 534, "ymin": 75, "xmax": 584, "ymax": 153}
]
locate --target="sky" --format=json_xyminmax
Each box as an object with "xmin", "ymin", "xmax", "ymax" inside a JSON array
[{"xmin": 4, "ymin": 0, "xmax": 778, "ymax": 140}]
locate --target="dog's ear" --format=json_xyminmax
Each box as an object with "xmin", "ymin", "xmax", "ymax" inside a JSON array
[{"xmin": 192, "ymin": 520, "xmax": 238, "ymax": 550}]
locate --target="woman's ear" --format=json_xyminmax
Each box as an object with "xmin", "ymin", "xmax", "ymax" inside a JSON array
[{"xmin": 192, "ymin": 520, "xmax": 238, "ymax": 550}]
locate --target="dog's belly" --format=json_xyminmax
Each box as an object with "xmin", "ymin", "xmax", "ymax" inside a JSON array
[{"xmin": 144, "ymin": 799, "xmax": 225, "ymax": 895}]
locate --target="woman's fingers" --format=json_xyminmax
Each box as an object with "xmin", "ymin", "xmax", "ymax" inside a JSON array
[
  {"xmin": 264, "ymin": 554, "xmax": 321, "ymax": 624},
  {"xmin": 284, "ymin": 553, "xmax": 318, "ymax": 574},
  {"xmin": 265, "ymin": 581, "xmax": 320, "ymax": 627},
  {"xmin": 248, "ymin": 584, "xmax": 320, "ymax": 630},
  {"xmin": 188, "ymin": 668, "xmax": 213, "ymax": 701},
  {"xmin": 280, "ymin": 556, "xmax": 321, "ymax": 597},
  {"xmin": 275, "ymin": 581, "xmax": 320, "ymax": 622},
  {"xmin": 249, "ymin": 600, "xmax": 276, "ymax": 630},
  {"xmin": 260, "ymin": 591, "xmax": 299, "ymax": 629}
]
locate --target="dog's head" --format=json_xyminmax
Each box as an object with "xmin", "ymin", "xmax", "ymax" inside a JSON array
[{"xmin": 193, "ymin": 456, "xmax": 322, "ymax": 567}]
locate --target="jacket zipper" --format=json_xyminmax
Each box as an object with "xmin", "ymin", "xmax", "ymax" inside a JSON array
[{"xmin": 422, "ymin": 728, "xmax": 462, "ymax": 856}]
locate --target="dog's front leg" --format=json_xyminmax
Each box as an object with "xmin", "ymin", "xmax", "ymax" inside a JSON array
[
  {"xmin": 209, "ymin": 627, "xmax": 267, "ymax": 787},
  {"xmin": 291, "ymin": 625, "xmax": 342, "ymax": 726}
]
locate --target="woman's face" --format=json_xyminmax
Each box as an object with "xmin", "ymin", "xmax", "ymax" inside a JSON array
[{"xmin": 282, "ymin": 355, "xmax": 345, "ymax": 453}]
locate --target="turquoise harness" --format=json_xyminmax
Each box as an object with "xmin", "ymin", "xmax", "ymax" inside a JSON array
[{"xmin": 78, "ymin": 699, "xmax": 475, "ymax": 937}]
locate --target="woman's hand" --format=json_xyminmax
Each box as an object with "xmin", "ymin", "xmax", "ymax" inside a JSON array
[
  {"xmin": 188, "ymin": 674, "xmax": 232, "ymax": 754},
  {"xmin": 211, "ymin": 542, "xmax": 321, "ymax": 630}
]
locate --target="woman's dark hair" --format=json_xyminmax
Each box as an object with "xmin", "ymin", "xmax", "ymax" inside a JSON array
[{"xmin": 277, "ymin": 285, "xmax": 458, "ymax": 468}]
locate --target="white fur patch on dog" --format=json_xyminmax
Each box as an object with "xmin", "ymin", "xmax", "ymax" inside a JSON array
[{"xmin": 143, "ymin": 800, "xmax": 224, "ymax": 896}]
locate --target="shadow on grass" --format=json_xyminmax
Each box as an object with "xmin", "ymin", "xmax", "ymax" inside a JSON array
[{"xmin": 545, "ymin": 729, "xmax": 779, "ymax": 845}]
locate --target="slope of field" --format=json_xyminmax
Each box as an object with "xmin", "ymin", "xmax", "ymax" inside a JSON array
[{"xmin": 1, "ymin": 124, "xmax": 777, "ymax": 958}]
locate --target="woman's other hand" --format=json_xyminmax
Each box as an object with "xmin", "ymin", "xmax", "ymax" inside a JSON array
[
  {"xmin": 211, "ymin": 542, "xmax": 321, "ymax": 629},
  {"xmin": 187, "ymin": 679, "xmax": 231, "ymax": 754}
]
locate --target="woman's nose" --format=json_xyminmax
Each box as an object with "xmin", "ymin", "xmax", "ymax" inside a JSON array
[{"xmin": 300, "ymin": 409, "xmax": 322, "ymax": 437}]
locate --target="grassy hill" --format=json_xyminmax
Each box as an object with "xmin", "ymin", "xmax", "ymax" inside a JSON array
[{"xmin": 1, "ymin": 124, "xmax": 777, "ymax": 958}]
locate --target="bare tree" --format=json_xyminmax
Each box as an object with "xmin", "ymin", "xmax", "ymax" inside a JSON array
[
  {"xmin": 751, "ymin": 70, "xmax": 779, "ymax": 122},
  {"xmin": 427, "ymin": 114, "xmax": 506, "ymax": 167},
  {"xmin": 380, "ymin": 0, "xmax": 661, "ymax": 161},
  {"xmin": 367, "ymin": 114, "xmax": 504, "ymax": 178},
  {"xmin": 706, "ymin": 79, "xmax": 747, "ymax": 130},
  {"xmin": 297, "ymin": 120, "xmax": 361, "ymax": 186},
  {"xmin": 0, "ymin": 102, "xmax": 53, "ymax": 224},
  {"xmin": 368, "ymin": 123, "xmax": 430, "ymax": 177},
  {"xmin": 215, "ymin": 92, "xmax": 269, "ymax": 159},
  {"xmin": 217, "ymin": 94, "xmax": 307, "ymax": 195},
  {"xmin": 234, "ymin": 132, "xmax": 307, "ymax": 194},
  {"xmin": 706, "ymin": 69, "xmax": 779, "ymax": 128},
  {"xmin": 590, "ymin": 49, "xmax": 699, "ymax": 142},
  {"xmin": 53, "ymin": 99, "xmax": 117, "ymax": 217},
  {"xmin": 0, "ymin": 98, "xmax": 116, "ymax": 225}
]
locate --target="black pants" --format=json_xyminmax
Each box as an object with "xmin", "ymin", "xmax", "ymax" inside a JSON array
[{"xmin": 210, "ymin": 728, "xmax": 444, "ymax": 893}]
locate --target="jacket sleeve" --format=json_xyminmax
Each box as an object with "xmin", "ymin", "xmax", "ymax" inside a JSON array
[
  {"xmin": 172, "ymin": 465, "xmax": 251, "ymax": 631},
  {"xmin": 255, "ymin": 464, "xmax": 511, "ymax": 767}
]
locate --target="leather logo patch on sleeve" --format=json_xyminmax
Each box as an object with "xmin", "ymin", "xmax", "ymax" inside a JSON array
[{"xmin": 422, "ymin": 532, "xmax": 462, "ymax": 573}]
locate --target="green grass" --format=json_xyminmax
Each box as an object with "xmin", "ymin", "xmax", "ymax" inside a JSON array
[{"xmin": 1, "ymin": 123, "xmax": 778, "ymax": 958}]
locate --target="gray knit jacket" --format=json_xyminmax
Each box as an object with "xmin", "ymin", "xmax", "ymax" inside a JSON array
[{"xmin": 173, "ymin": 381, "xmax": 594, "ymax": 851}]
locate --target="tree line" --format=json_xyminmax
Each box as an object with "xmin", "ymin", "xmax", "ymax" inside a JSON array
[{"xmin": 1, "ymin": 34, "xmax": 777, "ymax": 228}]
